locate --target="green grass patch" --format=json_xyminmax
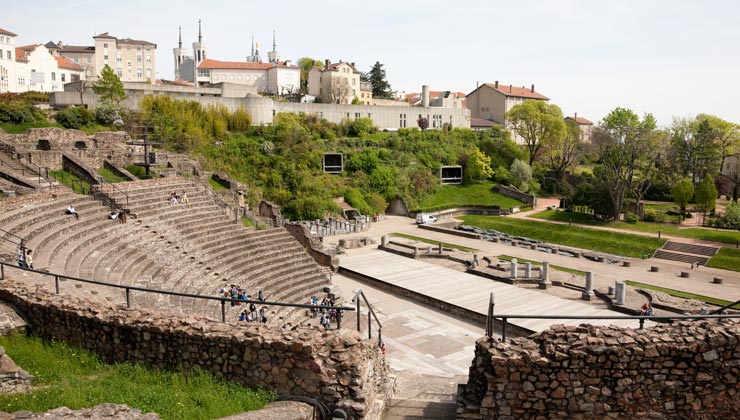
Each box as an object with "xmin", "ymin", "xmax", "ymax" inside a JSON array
[
  {"xmin": 0, "ymin": 121, "xmax": 63, "ymax": 134},
  {"xmin": 97, "ymin": 167, "xmax": 127, "ymax": 183},
  {"xmin": 124, "ymin": 165, "xmax": 160, "ymax": 179},
  {"xmin": 390, "ymin": 232, "xmax": 477, "ymax": 252},
  {"xmin": 644, "ymin": 202, "xmax": 676, "ymax": 211},
  {"xmin": 460, "ymin": 215, "xmax": 665, "ymax": 257},
  {"xmin": 623, "ymin": 280, "xmax": 740, "ymax": 309},
  {"xmin": 208, "ymin": 176, "xmax": 229, "ymax": 191},
  {"xmin": 48, "ymin": 170, "xmax": 91, "ymax": 195},
  {"xmin": 241, "ymin": 216, "xmax": 256, "ymax": 228},
  {"xmin": 416, "ymin": 181, "xmax": 524, "ymax": 212},
  {"xmin": 497, "ymin": 255, "xmax": 587, "ymax": 276},
  {"xmin": 0, "ymin": 333, "xmax": 273, "ymax": 419},
  {"xmin": 706, "ymin": 248, "xmax": 740, "ymax": 272},
  {"xmin": 530, "ymin": 209, "xmax": 604, "ymax": 226}
]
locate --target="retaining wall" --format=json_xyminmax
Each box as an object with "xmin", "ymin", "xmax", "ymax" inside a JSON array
[
  {"xmin": 458, "ymin": 320, "xmax": 740, "ymax": 420},
  {"xmin": 0, "ymin": 279, "xmax": 391, "ymax": 419}
]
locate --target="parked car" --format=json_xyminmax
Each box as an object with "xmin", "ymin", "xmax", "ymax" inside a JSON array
[{"xmin": 416, "ymin": 213, "xmax": 437, "ymax": 224}]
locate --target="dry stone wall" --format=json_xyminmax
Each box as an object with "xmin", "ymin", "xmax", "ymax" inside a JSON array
[
  {"xmin": 0, "ymin": 279, "xmax": 391, "ymax": 419},
  {"xmin": 458, "ymin": 321, "xmax": 740, "ymax": 420}
]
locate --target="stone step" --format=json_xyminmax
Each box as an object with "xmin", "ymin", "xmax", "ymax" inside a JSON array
[
  {"xmin": 662, "ymin": 241, "xmax": 718, "ymax": 257},
  {"xmin": 653, "ymin": 249, "xmax": 709, "ymax": 265},
  {"xmin": 383, "ymin": 399, "xmax": 457, "ymax": 420}
]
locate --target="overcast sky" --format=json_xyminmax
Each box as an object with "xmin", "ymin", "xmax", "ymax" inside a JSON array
[{"xmin": 5, "ymin": 0, "xmax": 739, "ymax": 125}]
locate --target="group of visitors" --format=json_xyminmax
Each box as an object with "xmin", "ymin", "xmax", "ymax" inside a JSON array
[
  {"xmin": 239, "ymin": 305, "xmax": 268, "ymax": 324},
  {"xmin": 309, "ymin": 295, "xmax": 342, "ymax": 329},
  {"xmin": 108, "ymin": 210, "xmax": 128, "ymax": 223},
  {"xmin": 17, "ymin": 246, "xmax": 33, "ymax": 269},
  {"xmin": 640, "ymin": 302, "xmax": 654, "ymax": 316},
  {"xmin": 169, "ymin": 191, "xmax": 189, "ymax": 205}
]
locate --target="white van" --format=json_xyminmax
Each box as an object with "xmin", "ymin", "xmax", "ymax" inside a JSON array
[{"xmin": 416, "ymin": 213, "xmax": 437, "ymax": 224}]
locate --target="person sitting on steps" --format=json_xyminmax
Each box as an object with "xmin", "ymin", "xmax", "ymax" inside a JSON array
[
  {"xmin": 25, "ymin": 249, "xmax": 33, "ymax": 270},
  {"xmin": 66, "ymin": 205, "xmax": 79, "ymax": 220},
  {"xmin": 180, "ymin": 191, "xmax": 189, "ymax": 204}
]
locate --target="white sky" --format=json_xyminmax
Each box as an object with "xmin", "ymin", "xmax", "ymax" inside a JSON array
[{"xmin": 5, "ymin": 0, "xmax": 739, "ymax": 125}]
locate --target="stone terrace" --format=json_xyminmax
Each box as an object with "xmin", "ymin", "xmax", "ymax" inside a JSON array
[{"xmin": 0, "ymin": 178, "xmax": 330, "ymax": 323}]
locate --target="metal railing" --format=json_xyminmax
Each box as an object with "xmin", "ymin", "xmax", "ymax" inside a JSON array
[
  {"xmin": 712, "ymin": 298, "xmax": 740, "ymax": 314},
  {"xmin": 0, "ymin": 262, "xmax": 356, "ymax": 328},
  {"xmin": 0, "ymin": 228, "xmax": 25, "ymax": 248},
  {"xmin": 352, "ymin": 289, "xmax": 382, "ymax": 341},
  {"xmin": 97, "ymin": 177, "xmax": 130, "ymax": 210},
  {"xmin": 485, "ymin": 292, "xmax": 740, "ymax": 342}
]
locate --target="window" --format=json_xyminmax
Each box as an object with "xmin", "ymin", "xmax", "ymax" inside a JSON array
[
  {"xmin": 221, "ymin": 75, "xmax": 226, "ymax": 80},
  {"xmin": 103, "ymin": 55, "xmax": 108, "ymax": 61},
  {"xmin": 117, "ymin": 54, "xmax": 121, "ymax": 63},
  {"xmin": 51, "ymin": 72, "xmax": 56, "ymax": 81},
  {"xmin": 136, "ymin": 68, "xmax": 142, "ymax": 78},
  {"xmin": 136, "ymin": 46, "xmax": 141, "ymax": 51},
  {"xmin": 400, "ymin": 113, "xmax": 407, "ymax": 128},
  {"xmin": 61, "ymin": 73, "xmax": 66, "ymax": 82},
  {"xmin": 354, "ymin": 112, "xmax": 361, "ymax": 119},
  {"xmin": 146, "ymin": 69, "xmax": 151, "ymax": 79},
  {"xmin": 86, "ymin": 58, "xmax": 91, "ymax": 64},
  {"xmin": 352, "ymin": 78, "xmax": 355, "ymax": 85},
  {"xmin": 117, "ymin": 68, "xmax": 122, "ymax": 77},
  {"xmin": 230, "ymin": 75, "xmax": 234, "ymax": 80},
  {"xmin": 6, "ymin": 51, "xmax": 10, "ymax": 60},
  {"xmin": 146, "ymin": 55, "xmax": 151, "ymax": 64},
  {"xmin": 246, "ymin": 75, "xmax": 250, "ymax": 80},
  {"xmin": 197, "ymin": 69, "xmax": 210, "ymax": 78},
  {"xmin": 238, "ymin": 75, "xmax": 242, "ymax": 80},
  {"xmin": 146, "ymin": 47, "xmax": 151, "ymax": 51},
  {"xmin": 103, "ymin": 43, "xmax": 108, "ymax": 48},
  {"xmin": 136, "ymin": 55, "xmax": 142, "ymax": 63}
]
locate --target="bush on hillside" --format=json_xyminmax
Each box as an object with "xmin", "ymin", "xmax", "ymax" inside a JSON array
[
  {"xmin": 56, "ymin": 106, "xmax": 94, "ymax": 129},
  {"xmin": 0, "ymin": 94, "xmax": 46, "ymax": 124}
]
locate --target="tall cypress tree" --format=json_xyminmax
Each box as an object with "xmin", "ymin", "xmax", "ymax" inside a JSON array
[{"xmin": 368, "ymin": 61, "xmax": 391, "ymax": 98}]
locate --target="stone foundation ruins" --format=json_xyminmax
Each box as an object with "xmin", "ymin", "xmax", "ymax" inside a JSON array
[{"xmin": 458, "ymin": 320, "xmax": 740, "ymax": 420}]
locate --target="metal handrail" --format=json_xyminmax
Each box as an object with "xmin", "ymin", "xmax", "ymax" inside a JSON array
[
  {"xmin": 0, "ymin": 228, "xmax": 25, "ymax": 247},
  {"xmin": 711, "ymin": 298, "xmax": 740, "ymax": 314},
  {"xmin": 0, "ymin": 262, "xmax": 355, "ymax": 327},
  {"xmin": 98, "ymin": 177, "xmax": 129, "ymax": 209},
  {"xmin": 485, "ymin": 291, "xmax": 740, "ymax": 342},
  {"xmin": 352, "ymin": 289, "xmax": 383, "ymax": 342}
]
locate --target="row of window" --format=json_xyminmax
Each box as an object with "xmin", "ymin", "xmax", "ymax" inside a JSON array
[
  {"xmin": 0, "ymin": 36, "xmax": 12, "ymax": 44},
  {"xmin": 1, "ymin": 50, "xmax": 11, "ymax": 60},
  {"xmin": 103, "ymin": 43, "xmax": 152, "ymax": 52}
]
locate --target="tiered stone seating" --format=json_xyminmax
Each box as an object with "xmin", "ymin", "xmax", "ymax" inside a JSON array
[{"xmin": 2, "ymin": 177, "xmax": 331, "ymax": 322}]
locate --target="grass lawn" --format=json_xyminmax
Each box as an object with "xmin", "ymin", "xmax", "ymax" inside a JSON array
[
  {"xmin": 0, "ymin": 333, "xmax": 273, "ymax": 420},
  {"xmin": 97, "ymin": 167, "xmax": 127, "ymax": 183},
  {"xmin": 208, "ymin": 176, "xmax": 229, "ymax": 191},
  {"xmin": 624, "ymin": 281, "xmax": 740, "ymax": 309},
  {"xmin": 706, "ymin": 248, "xmax": 740, "ymax": 272},
  {"xmin": 124, "ymin": 165, "xmax": 161, "ymax": 179},
  {"xmin": 0, "ymin": 121, "xmax": 63, "ymax": 134},
  {"xmin": 460, "ymin": 215, "xmax": 665, "ymax": 258},
  {"xmin": 644, "ymin": 202, "xmax": 677, "ymax": 211},
  {"xmin": 532, "ymin": 210, "xmax": 740, "ymax": 245},
  {"xmin": 497, "ymin": 255, "xmax": 587, "ymax": 276},
  {"xmin": 390, "ymin": 232, "xmax": 477, "ymax": 252},
  {"xmin": 49, "ymin": 170, "xmax": 91, "ymax": 195},
  {"xmin": 416, "ymin": 181, "xmax": 524, "ymax": 212}
]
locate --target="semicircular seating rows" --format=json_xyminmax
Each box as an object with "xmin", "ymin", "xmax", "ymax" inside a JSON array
[{"xmin": 0, "ymin": 178, "xmax": 330, "ymax": 324}]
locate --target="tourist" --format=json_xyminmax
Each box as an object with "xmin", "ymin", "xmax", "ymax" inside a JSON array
[
  {"xmin": 258, "ymin": 289, "xmax": 265, "ymax": 302},
  {"xmin": 25, "ymin": 249, "xmax": 33, "ymax": 270},
  {"xmin": 259, "ymin": 307, "xmax": 268, "ymax": 323},
  {"xmin": 320, "ymin": 313, "xmax": 329, "ymax": 329},
  {"xmin": 119, "ymin": 210, "xmax": 127, "ymax": 224},
  {"xmin": 169, "ymin": 192, "xmax": 178, "ymax": 205},
  {"xmin": 640, "ymin": 303, "xmax": 653, "ymax": 316},
  {"xmin": 108, "ymin": 211, "xmax": 118, "ymax": 220},
  {"xmin": 180, "ymin": 191, "xmax": 189, "ymax": 204},
  {"xmin": 17, "ymin": 246, "xmax": 26, "ymax": 268},
  {"xmin": 239, "ymin": 309, "xmax": 247, "ymax": 322},
  {"xmin": 310, "ymin": 296, "xmax": 317, "ymax": 318},
  {"xmin": 66, "ymin": 204, "xmax": 79, "ymax": 220}
]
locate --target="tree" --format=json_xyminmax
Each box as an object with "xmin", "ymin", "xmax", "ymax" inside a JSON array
[
  {"xmin": 367, "ymin": 61, "xmax": 391, "ymax": 99},
  {"xmin": 330, "ymin": 78, "xmax": 350, "ymax": 104},
  {"xmin": 506, "ymin": 100, "xmax": 566, "ymax": 165},
  {"xmin": 671, "ymin": 177, "xmax": 694, "ymax": 217},
  {"xmin": 510, "ymin": 159, "xmax": 533, "ymax": 192},
  {"xmin": 695, "ymin": 173, "xmax": 718, "ymax": 215},
  {"xmin": 544, "ymin": 118, "xmax": 582, "ymax": 184},
  {"xmin": 699, "ymin": 114, "xmax": 740, "ymax": 171},
  {"xmin": 465, "ymin": 148, "xmax": 494, "ymax": 182},
  {"xmin": 297, "ymin": 57, "xmax": 321, "ymax": 93},
  {"xmin": 417, "ymin": 116, "xmax": 428, "ymax": 131},
  {"xmin": 593, "ymin": 107, "xmax": 660, "ymax": 220},
  {"xmin": 668, "ymin": 116, "xmax": 723, "ymax": 183},
  {"xmin": 722, "ymin": 155, "xmax": 740, "ymax": 202},
  {"xmin": 93, "ymin": 65, "xmax": 126, "ymax": 104}
]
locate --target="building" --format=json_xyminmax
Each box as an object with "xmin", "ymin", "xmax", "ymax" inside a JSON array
[
  {"xmin": 13, "ymin": 44, "xmax": 84, "ymax": 93},
  {"xmin": 308, "ymin": 59, "xmax": 361, "ymax": 104},
  {"xmin": 404, "ymin": 89, "xmax": 467, "ymax": 109},
  {"xmin": 359, "ymin": 82, "xmax": 373, "ymax": 105},
  {"xmin": 565, "ymin": 113, "xmax": 593, "ymax": 142},
  {"xmin": 0, "ymin": 28, "xmax": 18, "ymax": 93},
  {"xmin": 466, "ymin": 81, "xmax": 549, "ymax": 125},
  {"xmin": 46, "ymin": 32, "xmax": 156, "ymax": 83}
]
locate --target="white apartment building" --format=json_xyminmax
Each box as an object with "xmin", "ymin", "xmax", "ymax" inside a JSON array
[
  {"xmin": 195, "ymin": 59, "xmax": 300, "ymax": 95},
  {"xmin": 1, "ymin": 36, "xmax": 84, "ymax": 93},
  {"xmin": 93, "ymin": 33, "xmax": 156, "ymax": 82},
  {"xmin": 308, "ymin": 60, "xmax": 361, "ymax": 104},
  {"xmin": 0, "ymin": 28, "xmax": 18, "ymax": 93}
]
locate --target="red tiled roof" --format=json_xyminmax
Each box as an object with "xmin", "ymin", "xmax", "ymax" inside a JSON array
[
  {"xmin": 0, "ymin": 28, "xmax": 17, "ymax": 37},
  {"xmin": 93, "ymin": 32, "xmax": 116, "ymax": 39},
  {"xmin": 15, "ymin": 44, "xmax": 40, "ymax": 62},
  {"xmin": 566, "ymin": 116, "xmax": 593, "ymax": 125},
  {"xmin": 472, "ymin": 83, "xmax": 549, "ymax": 100},
  {"xmin": 318, "ymin": 61, "xmax": 360, "ymax": 74},
  {"xmin": 197, "ymin": 59, "xmax": 298, "ymax": 70},
  {"xmin": 54, "ymin": 55, "xmax": 83, "ymax": 71}
]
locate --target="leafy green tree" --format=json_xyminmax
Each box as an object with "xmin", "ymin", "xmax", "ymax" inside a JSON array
[
  {"xmin": 510, "ymin": 159, "xmax": 533, "ymax": 192},
  {"xmin": 464, "ymin": 148, "xmax": 494, "ymax": 182},
  {"xmin": 506, "ymin": 100, "xmax": 566, "ymax": 165},
  {"xmin": 593, "ymin": 107, "xmax": 661, "ymax": 220},
  {"xmin": 56, "ymin": 106, "xmax": 94, "ymax": 129},
  {"xmin": 671, "ymin": 177, "xmax": 694, "ymax": 217},
  {"xmin": 695, "ymin": 173, "xmax": 718, "ymax": 214},
  {"xmin": 668, "ymin": 116, "xmax": 723, "ymax": 183},
  {"xmin": 367, "ymin": 61, "xmax": 391, "ymax": 98},
  {"xmin": 417, "ymin": 116, "xmax": 428, "ymax": 131},
  {"xmin": 544, "ymin": 118, "xmax": 582, "ymax": 184},
  {"xmin": 93, "ymin": 65, "xmax": 126, "ymax": 104},
  {"xmin": 297, "ymin": 57, "xmax": 321, "ymax": 93}
]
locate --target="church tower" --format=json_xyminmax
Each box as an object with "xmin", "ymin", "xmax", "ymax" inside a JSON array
[
  {"xmin": 173, "ymin": 26, "xmax": 189, "ymax": 79},
  {"xmin": 246, "ymin": 35, "xmax": 262, "ymax": 63},
  {"xmin": 192, "ymin": 19, "xmax": 207, "ymax": 82},
  {"xmin": 268, "ymin": 30, "xmax": 280, "ymax": 64}
]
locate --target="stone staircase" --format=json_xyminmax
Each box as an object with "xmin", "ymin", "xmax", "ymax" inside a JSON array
[
  {"xmin": 382, "ymin": 372, "xmax": 461, "ymax": 420},
  {"xmin": 0, "ymin": 150, "xmax": 60, "ymax": 190},
  {"xmin": 652, "ymin": 240, "xmax": 719, "ymax": 265},
  {"xmin": 1, "ymin": 178, "xmax": 331, "ymax": 323}
]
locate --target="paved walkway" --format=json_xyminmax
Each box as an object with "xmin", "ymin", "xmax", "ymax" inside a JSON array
[{"xmin": 340, "ymin": 251, "xmax": 648, "ymax": 334}]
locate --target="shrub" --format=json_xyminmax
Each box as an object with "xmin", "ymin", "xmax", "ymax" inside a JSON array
[
  {"xmin": 624, "ymin": 212, "xmax": 638, "ymax": 224},
  {"xmin": 229, "ymin": 108, "xmax": 252, "ymax": 132},
  {"xmin": 56, "ymin": 106, "xmax": 94, "ymax": 129},
  {"xmin": 0, "ymin": 95, "xmax": 45, "ymax": 124},
  {"xmin": 348, "ymin": 117, "xmax": 375, "ymax": 137},
  {"xmin": 94, "ymin": 102, "xmax": 128, "ymax": 125}
]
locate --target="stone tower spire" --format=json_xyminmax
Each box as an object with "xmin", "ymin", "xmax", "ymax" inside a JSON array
[
  {"xmin": 268, "ymin": 30, "xmax": 280, "ymax": 64},
  {"xmin": 178, "ymin": 25, "xmax": 182, "ymax": 49},
  {"xmin": 173, "ymin": 25, "xmax": 189, "ymax": 80},
  {"xmin": 198, "ymin": 19, "xmax": 202, "ymax": 43}
]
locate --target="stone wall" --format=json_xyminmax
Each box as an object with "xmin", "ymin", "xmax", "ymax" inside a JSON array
[
  {"xmin": 284, "ymin": 223, "xmax": 338, "ymax": 268},
  {"xmin": 458, "ymin": 320, "xmax": 740, "ymax": 420},
  {"xmin": 0, "ymin": 279, "xmax": 391, "ymax": 419},
  {"xmin": 493, "ymin": 184, "xmax": 536, "ymax": 207}
]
